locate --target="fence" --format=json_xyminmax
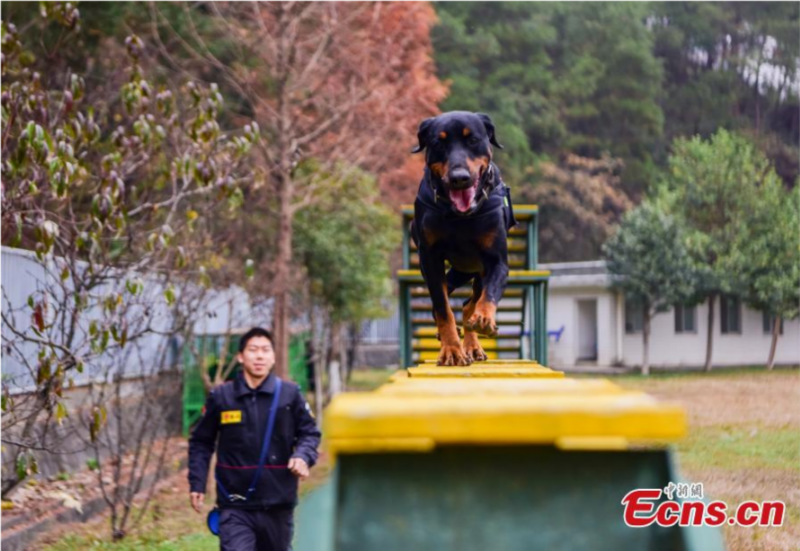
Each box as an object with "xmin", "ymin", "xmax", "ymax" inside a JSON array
[{"xmin": 359, "ymin": 311, "xmax": 400, "ymax": 345}]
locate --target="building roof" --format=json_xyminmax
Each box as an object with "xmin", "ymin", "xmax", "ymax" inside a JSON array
[{"xmin": 539, "ymin": 260, "xmax": 613, "ymax": 289}]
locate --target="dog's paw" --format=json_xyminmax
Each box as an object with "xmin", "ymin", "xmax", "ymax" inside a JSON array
[
  {"xmin": 464, "ymin": 313, "xmax": 498, "ymax": 337},
  {"xmin": 464, "ymin": 331, "xmax": 489, "ymax": 362},
  {"xmin": 464, "ymin": 343, "xmax": 488, "ymax": 362},
  {"xmin": 462, "ymin": 331, "xmax": 488, "ymax": 361},
  {"xmin": 437, "ymin": 344, "xmax": 472, "ymax": 366}
]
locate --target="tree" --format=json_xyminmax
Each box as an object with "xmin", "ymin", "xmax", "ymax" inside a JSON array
[
  {"xmin": 294, "ymin": 162, "xmax": 399, "ymax": 415},
  {"xmin": 431, "ymin": 3, "xmax": 663, "ymax": 263},
  {"xmin": 519, "ymin": 154, "xmax": 634, "ymax": 262},
  {"xmin": 1, "ymin": 8, "xmax": 255, "ymax": 530},
  {"xmin": 724, "ymin": 182, "xmax": 800, "ymax": 369},
  {"xmin": 148, "ymin": 2, "xmax": 445, "ymax": 379},
  {"xmin": 651, "ymin": 2, "xmax": 800, "ymax": 185},
  {"xmin": 663, "ymin": 129, "xmax": 768, "ymax": 371},
  {"xmin": 603, "ymin": 197, "xmax": 699, "ymax": 375},
  {"xmin": 433, "ymin": 2, "xmax": 664, "ymax": 194}
]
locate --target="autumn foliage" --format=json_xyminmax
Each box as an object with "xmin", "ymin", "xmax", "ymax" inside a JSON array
[{"xmin": 519, "ymin": 154, "xmax": 634, "ymax": 263}]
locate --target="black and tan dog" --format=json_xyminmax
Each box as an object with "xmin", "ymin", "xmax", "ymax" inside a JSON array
[{"xmin": 410, "ymin": 111, "xmax": 516, "ymax": 366}]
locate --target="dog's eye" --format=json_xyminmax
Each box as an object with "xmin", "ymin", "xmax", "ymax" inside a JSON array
[{"xmin": 468, "ymin": 136, "xmax": 480, "ymax": 146}]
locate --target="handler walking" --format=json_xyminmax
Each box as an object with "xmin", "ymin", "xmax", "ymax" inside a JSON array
[{"xmin": 189, "ymin": 327, "xmax": 321, "ymax": 551}]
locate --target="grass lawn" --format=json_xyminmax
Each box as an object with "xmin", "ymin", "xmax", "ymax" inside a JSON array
[
  {"xmin": 44, "ymin": 532, "xmax": 218, "ymax": 551},
  {"xmin": 37, "ymin": 367, "xmax": 798, "ymax": 551},
  {"xmin": 614, "ymin": 368, "xmax": 800, "ymax": 551}
]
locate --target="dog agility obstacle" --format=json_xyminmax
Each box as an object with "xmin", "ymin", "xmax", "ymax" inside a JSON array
[
  {"xmin": 294, "ymin": 360, "xmax": 726, "ymax": 551},
  {"xmin": 293, "ymin": 201, "xmax": 725, "ymax": 550},
  {"xmin": 398, "ymin": 204, "xmax": 550, "ymax": 367}
]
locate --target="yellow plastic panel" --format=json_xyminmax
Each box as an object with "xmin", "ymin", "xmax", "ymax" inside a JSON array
[
  {"xmin": 416, "ymin": 351, "xmax": 500, "ymax": 361},
  {"xmin": 324, "ymin": 393, "xmax": 686, "ymax": 454},
  {"xmin": 387, "ymin": 370, "xmax": 409, "ymax": 382},
  {"xmin": 377, "ymin": 378, "xmax": 623, "ymax": 396},
  {"xmin": 414, "ymin": 338, "xmax": 505, "ymax": 348},
  {"xmin": 407, "ymin": 365, "xmax": 564, "ymax": 378},
  {"xmin": 412, "ymin": 328, "xmax": 514, "ymax": 341},
  {"xmin": 555, "ymin": 436, "xmax": 630, "ymax": 450}
]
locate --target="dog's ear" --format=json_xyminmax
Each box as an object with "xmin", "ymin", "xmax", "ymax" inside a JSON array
[
  {"xmin": 477, "ymin": 113, "xmax": 503, "ymax": 149},
  {"xmin": 411, "ymin": 117, "xmax": 435, "ymax": 154}
]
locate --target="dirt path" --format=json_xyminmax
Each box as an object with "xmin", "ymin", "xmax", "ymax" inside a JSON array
[
  {"xmin": 617, "ymin": 371, "xmax": 800, "ymax": 427},
  {"xmin": 32, "ymin": 449, "xmax": 332, "ymax": 550}
]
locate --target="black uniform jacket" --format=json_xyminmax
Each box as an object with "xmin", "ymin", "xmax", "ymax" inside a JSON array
[{"xmin": 188, "ymin": 372, "xmax": 321, "ymax": 509}]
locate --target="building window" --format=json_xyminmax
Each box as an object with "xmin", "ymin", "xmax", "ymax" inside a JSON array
[
  {"xmin": 625, "ymin": 298, "xmax": 644, "ymax": 334},
  {"xmin": 720, "ymin": 295, "xmax": 741, "ymax": 334},
  {"xmin": 762, "ymin": 312, "xmax": 784, "ymax": 335},
  {"xmin": 674, "ymin": 304, "xmax": 696, "ymax": 333}
]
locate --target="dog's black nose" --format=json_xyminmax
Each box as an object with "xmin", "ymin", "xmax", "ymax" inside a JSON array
[{"xmin": 449, "ymin": 167, "xmax": 471, "ymax": 188}]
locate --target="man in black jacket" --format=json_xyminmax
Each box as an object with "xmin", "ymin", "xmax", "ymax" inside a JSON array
[{"xmin": 189, "ymin": 327, "xmax": 321, "ymax": 551}]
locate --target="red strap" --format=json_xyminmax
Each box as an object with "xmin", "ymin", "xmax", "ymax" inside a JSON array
[{"xmin": 216, "ymin": 463, "xmax": 288, "ymax": 470}]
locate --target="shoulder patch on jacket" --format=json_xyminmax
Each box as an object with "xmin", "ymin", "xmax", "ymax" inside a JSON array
[{"xmin": 221, "ymin": 410, "xmax": 242, "ymax": 424}]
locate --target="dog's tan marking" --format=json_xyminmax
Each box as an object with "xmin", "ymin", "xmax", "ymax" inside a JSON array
[
  {"xmin": 477, "ymin": 229, "xmax": 498, "ymax": 250},
  {"xmin": 429, "ymin": 161, "xmax": 449, "ymax": 179},
  {"xmin": 423, "ymin": 226, "xmax": 441, "ymax": 246},
  {"xmin": 466, "ymin": 156, "xmax": 490, "ymax": 180},
  {"xmin": 436, "ymin": 282, "xmax": 470, "ymax": 366},
  {"xmin": 461, "ymin": 298, "xmax": 488, "ymax": 361},
  {"xmin": 465, "ymin": 288, "xmax": 498, "ymax": 337}
]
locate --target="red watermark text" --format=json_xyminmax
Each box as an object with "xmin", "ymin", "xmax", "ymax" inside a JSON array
[{"xmin": 621, "ymin": 484, "xmax": 784, "ymax": 528}]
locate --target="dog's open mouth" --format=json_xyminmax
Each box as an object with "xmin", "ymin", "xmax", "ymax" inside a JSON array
[{"xmin": 448, "ymin": 179, "xmax": 479, "ymax": 213}]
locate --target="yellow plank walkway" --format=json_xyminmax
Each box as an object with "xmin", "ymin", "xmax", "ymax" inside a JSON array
[
  {"xmin": 324, "ymin": 393, "xmax": 685, "ymax": 457},
  {"xmin": 324, "ymin": 360, "xmax": 686, "ymax": 461},
  {"xmin": 378, "ymin": 377, "xmax": 625, "ymax": 396},
  {"xmin": 406, "ymin": 364, "xmax": 564, "ymax": 379}
]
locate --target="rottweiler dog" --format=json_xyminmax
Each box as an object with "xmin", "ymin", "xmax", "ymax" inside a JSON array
[{"xmin": 410, "ymin": 111, "xmax": 516, "ymax": 366}]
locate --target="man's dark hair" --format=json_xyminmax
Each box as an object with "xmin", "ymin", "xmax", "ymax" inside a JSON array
[{"xmin": 238, "ymin": 327, "xmax": 274, "ymax": 352}]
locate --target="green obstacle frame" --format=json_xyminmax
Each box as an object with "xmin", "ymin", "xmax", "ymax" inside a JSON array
[
  {"xmin": 398, "ymin": 205, "xmax": 550, "ymax": 367},
  {"xmin": 295, "ymin": 447, "xmax": 725, "ymax": 551}
]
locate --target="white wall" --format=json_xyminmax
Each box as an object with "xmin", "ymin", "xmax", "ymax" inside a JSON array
[
  {"xmin": 547, "ymin": 287, "xmax": 618, "ymax": 367},
  {"xmin": 2, "ymin": 246, "xmax": 257, "ymax": 393},
  {"xmin": 622, "ymin": 299, "xmax": 800, "ymax": 368},
  {"xmin": 547, "ymin": 284, "xmax": 799, "ymax": 368}
]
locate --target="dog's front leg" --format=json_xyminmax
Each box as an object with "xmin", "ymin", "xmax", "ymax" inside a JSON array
[
  {"xmin": 465, "ymin": 251, "xmax": 508, "ymax": 337},
  {"xmin": 462, "ymin": 302, "xmax": 489, "ymax": 361},
  {"xmin": 420, "ymin": 251, "xmax": 471, "ymax": 367}
]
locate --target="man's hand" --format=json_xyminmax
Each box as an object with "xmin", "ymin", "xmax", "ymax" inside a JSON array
[
  {"xmin": 288, "ymin": 457, "xmax": 309, "ymax": 480},
  {"xmin": 190, "ymin": 491, "xmax": 205, "ymax": 513}
]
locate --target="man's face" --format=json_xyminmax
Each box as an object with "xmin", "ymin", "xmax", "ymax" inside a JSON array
[{"xmin": 237, "ymin": 336, "xmax": 275, "ymax": 379}]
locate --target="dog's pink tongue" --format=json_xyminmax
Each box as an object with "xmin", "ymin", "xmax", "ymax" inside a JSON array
[{"xmin": 449, "ymin": 186, "xmax": 476, "ymax": 213}]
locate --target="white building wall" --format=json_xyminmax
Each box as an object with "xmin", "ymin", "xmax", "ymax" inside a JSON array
[
  {"xmin": 622, "ymin": 300, "xmax": 800, "ymax": 368},
  {"xmin": 597, "ymin": 292, "xmax": 617, "ymax": 366},
  {"xmin": 547, "ymin": 291, "xmax": 576, "ymax": 367},
  {"xmin": 2, "ymin": 246, "xmax": 257, "ymax": 392},
  {"xmin": 543, "ymin": 258, "xmax": 800, "ymax": 369},
  {"xmin": 547, "ymin": 286, "xmax": 618, "ymax": 367}
]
